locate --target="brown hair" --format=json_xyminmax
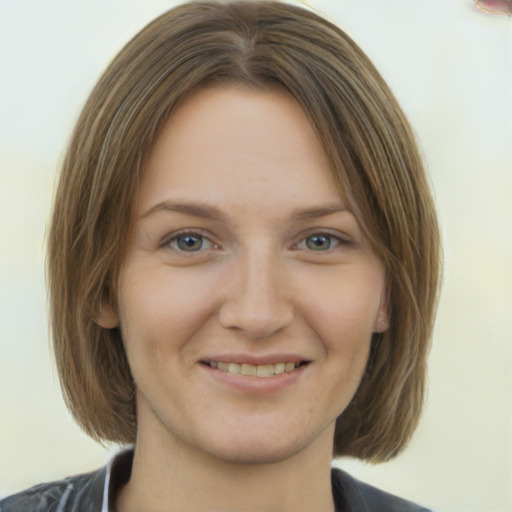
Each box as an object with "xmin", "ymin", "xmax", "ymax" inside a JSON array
[{"xmin": 48, "ymin": 0, "xmax": 441, "ymax": 462}]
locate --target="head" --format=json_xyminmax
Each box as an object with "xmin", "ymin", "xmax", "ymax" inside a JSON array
[{"xmin": 48, "ymin": 0, "xmax": 441, "ymax": 463}]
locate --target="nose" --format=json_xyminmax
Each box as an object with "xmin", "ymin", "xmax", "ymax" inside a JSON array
[{"xmin": 219, "ymin": 247, "xmax": 294, "ymax": 340}]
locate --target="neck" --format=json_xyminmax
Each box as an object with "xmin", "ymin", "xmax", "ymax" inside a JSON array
[{"xmin": 117, "ymin": 418, "xmax": 336, "ymax": 512}]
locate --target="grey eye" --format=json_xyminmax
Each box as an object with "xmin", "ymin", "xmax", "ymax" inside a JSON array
[
  {"xmin": 170, "ymin": 233, "xmax": 213, "ymax": 252},
  {"xmin": 296, "ymin": 234, "xmax": 341, "ymax": 251},
  {"xmin": 306, "ymin": 235, "xmax": 333, "ymax": 251}
]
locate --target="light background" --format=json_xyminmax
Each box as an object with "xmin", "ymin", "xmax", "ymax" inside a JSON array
[{"xmin": 0, "ymin": 1, "xmax": 510, "ymax": 511}]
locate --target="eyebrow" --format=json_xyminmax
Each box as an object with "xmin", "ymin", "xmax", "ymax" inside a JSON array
[
  {"xmin": 140, "ymin": 200, "xmax": 348, "ymax": 222},
  {"xmin": 140, "ymin": 201, "xmax": 229, "ymax": 221},
  {"xmin": 288, "ymin": 203, "xmax": 349, "ymax": 222}
]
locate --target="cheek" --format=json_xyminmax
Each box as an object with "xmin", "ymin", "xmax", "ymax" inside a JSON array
[
  {"xmin": 299, "ymin": 267, "xmax": 385, "ymax": 347},
  {"xmin": 117, "ymin": 266, "xmax": 221, "ymax": 355}
]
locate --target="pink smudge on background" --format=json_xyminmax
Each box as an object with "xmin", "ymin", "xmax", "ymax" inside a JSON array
[{"xmin": 474, "ymin": 0, "xmax": 512, "ymax": 15}]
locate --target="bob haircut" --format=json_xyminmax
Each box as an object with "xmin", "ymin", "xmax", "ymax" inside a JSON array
[{"xmin": 48, "ymin": 0, "xmax": 441, "ymax": 462}]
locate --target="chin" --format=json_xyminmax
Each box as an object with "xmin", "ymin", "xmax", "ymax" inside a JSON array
[
  {"xmin": 196, "ymin": 421, "xmax": 330, "ymax": 466},
  {"xmin": 205, "ymin": 438, "xmax": 309, "ymax": 465},
  {"xmin": 138, "ymin": 389, "xmax": 337, "ymax": 466}
]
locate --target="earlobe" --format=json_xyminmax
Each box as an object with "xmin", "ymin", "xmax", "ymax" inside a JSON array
[
  {"xmin": 373, "ymin": 293, "xmax": 390, "ymax": 333},
  {"xmin": 94, "ymin": 303, "xmax": 119, "ymax": 329},
  {"xmin": 373, "ymin": 308, "xmax": 389, "ymax": 333}
]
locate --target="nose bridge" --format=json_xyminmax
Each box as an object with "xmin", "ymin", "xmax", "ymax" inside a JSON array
[
  {"xmin": 243, "ymin": 244, "xmax": 282, "ymax": 307},
  {"xmin": 219, "ymin": 241, "xmax": 293, "ymax": 338}
]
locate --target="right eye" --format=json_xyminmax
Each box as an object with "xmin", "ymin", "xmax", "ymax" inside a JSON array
[{"xmin": 166, "ymin": 232, "xmax": 215, "ymax": 252}]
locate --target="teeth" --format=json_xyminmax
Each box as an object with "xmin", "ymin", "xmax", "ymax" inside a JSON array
[
  {"xmin": 228, "ymin": 363, "xmax": 241, "ymax": 375},
  {"xmin": 241, "ymin": 363, "xmax": 257, "ymax": 376},
  {"xmin": 274, "ymin": 362, "xmax": 285, "ymax": 375},
  {"xmin": 217, "ymin": 362, "xmax": 229, "ymax": 372},
  {"xmin": 208, "ymin": 360, "xmax": 301, "ymax": 378},
  {"xmin": 257, "ymin": 364, "xmax": 274, "ymax": 377}
]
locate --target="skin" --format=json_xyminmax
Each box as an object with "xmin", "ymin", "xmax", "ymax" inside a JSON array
[{"xmin": 97, "ymin": 86, "xmax": 389, "ymax": 512}]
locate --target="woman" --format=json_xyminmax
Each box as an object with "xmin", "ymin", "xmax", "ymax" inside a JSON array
[{"xmin": 0, "ymin": 1, "xmax": 441, "ymax": 511}]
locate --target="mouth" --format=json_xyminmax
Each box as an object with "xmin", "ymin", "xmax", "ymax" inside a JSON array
[{"xmin": 201, "ymin": 360, "xmax": 310, "ymax": 379}]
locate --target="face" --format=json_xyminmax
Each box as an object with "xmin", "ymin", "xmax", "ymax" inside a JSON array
[{"xmin": 98, "ymin": 86, "xmax": 389, "ymax": 464}]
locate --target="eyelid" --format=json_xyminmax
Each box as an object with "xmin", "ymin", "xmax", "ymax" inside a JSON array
[
  {"xmin": 291, "ymin": 230, "xmax": 351, "ymax": 250},
  {"xmin": 158, "ymin": 228, "xmax": 351, "ymax": 252},
  {"xmin": 159, "ymin": 229, "xmax": 219, "ymax": 251}
]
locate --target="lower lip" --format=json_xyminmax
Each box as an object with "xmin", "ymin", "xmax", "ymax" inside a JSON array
[{"xmin": 199, "ymin": 363, "xmax": 309, "ymax": 394}]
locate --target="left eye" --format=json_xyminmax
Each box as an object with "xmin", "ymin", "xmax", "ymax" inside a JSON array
[
  {"xmin": 296, "ymin": 234, "xmax": 342, "ymax": 251},
  {"xmin": 168, "ymin": 233, "xmax": 214, "ymax": 252}
]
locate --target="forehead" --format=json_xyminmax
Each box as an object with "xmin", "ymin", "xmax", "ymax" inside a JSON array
[{"xmin": 137, "ymin": 86, "xmax": 345, "ymax": 218}]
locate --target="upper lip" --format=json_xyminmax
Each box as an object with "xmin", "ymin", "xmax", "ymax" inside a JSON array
[{"xmin": 201, "ymin": 353, "xmax": 310, "ymax": 366}]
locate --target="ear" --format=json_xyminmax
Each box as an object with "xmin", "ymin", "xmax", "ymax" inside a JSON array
[
  {"xmin": 93, "ymin": 302, "xmax": 119, "ymax": 329},
  {"xmin": 373, "ymin": 294, "xmax": 390, "ymax": 333}
]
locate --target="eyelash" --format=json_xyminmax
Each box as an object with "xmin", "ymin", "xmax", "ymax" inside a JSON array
[
  {"xmin": 161, "ymin": 230, "xmax": 217, "ymax": 253},
  {"xmin": 293, "ymin": 232, "xmax": 346, "ymax": 251},
  {"xmin": 161, "ymin": 230, "xmax": 349, "ymax": 254}
]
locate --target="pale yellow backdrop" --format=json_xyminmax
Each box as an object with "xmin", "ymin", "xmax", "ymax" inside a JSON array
[{"xmin": 0, "ymin": 1, "xmax": 511, "ymax": 511}]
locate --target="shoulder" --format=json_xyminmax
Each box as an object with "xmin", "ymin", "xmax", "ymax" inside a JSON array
[
  {"xmin": 0, "ymin": 467, "xmax": 106, "ymax": 512},
  {"xmin": 331, "ymin": 467, "xmax": 434, "ymax": 512}
]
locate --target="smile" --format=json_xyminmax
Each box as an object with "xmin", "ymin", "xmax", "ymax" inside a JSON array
[{"xmin": 206, "ymin": 360, "xmax": 305, "ymax": 378}]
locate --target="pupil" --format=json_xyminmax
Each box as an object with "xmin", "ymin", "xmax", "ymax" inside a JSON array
[
  {"xmin": 307, "ymin": 235, "xmax": 330, "ymax": 250},
  {"xmin": 178, "ymin": 235, "xmax": 202, "ymax": 251}
]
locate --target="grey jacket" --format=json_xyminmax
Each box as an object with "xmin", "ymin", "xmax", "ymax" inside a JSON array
[{"xmin": 0, "ymin": 450, "xmax": 432, "ymax": 512}]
